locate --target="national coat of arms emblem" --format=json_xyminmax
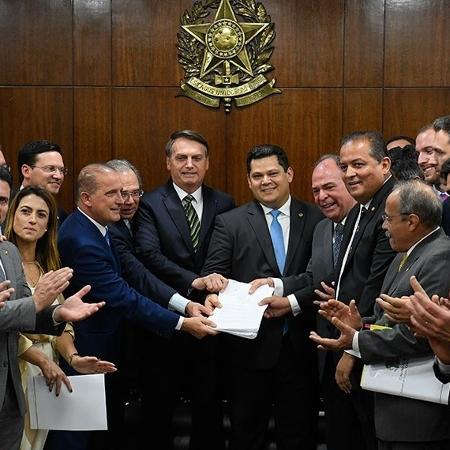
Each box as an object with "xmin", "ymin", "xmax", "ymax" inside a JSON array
[{"xmin": 177, "ymin": 0, "xmax": 280, "ymax": 112}]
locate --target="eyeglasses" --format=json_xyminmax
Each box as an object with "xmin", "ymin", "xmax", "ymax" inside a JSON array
[
  {"xmin": 382, "ymin": 213, "xmax": 411, "ymax": 222},
  {"xmin": 121, "ymin": 189, "xmax": 143, "ymax": 199},
  {"xmin": 31, "ymin": 165, "xmax": 68, "ymax": 175}
]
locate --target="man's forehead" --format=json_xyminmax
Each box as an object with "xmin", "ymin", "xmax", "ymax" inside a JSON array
[{"xmin": 35, "ymin": 151, "xmax": 64, "ymax": 164}]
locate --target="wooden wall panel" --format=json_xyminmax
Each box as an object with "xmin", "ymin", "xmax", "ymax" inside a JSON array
[
  {"xmin": 383, "ymin": 88, "xmax": 450, "ymax": 139},
  {"xmin": 270, "ymin": 0, "xmax": 344, "ymax": 87},
  {"xmin": 0, "ymin": 0, "xmax": 72, "ymax": 85},
  {"xmin": 227, "ymin": 89, "xmax": 343, "ymax": 204},
  {"xmin": 74, "ymin": 88, "xmax": 112, "ymax": 180},
  {"xmin": 0, "ymin": 87, "xmax": 74, "ymax": 209},
  {"xmin": 343, "ymin": 88, "xmax": 382, "ymax": 135},
  {"xmin": 112, "ymin": 0, "xmax": 188, "ymax": 86},
  {"xmin": 74, "ymin": 0, "xmax": 111, "ymax": 85},
  {"xmin": 385, "ymin": 0, "xmax": 450, "ymax": 86},
  {"xmin": 344, "ymin": 0, "xmax": 384, "ymax": 87},
  {"xmin": 112, "ymin": 88, "xmax": 227, "ymax": 192}
]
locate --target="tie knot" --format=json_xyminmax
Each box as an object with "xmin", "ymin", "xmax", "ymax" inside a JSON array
[
  {"xmin": 183, "ymin": 194, "xmax": 194, "ymax": 206},
  {"xmin": 270, "ymin": 209, "xmax": 281, "ymax": 220},
  {"xmin": 335, "ymin": 222, "xmax": 344, "ymax": 234}
]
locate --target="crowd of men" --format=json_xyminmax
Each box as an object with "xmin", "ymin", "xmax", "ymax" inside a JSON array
[{"xmin": 1, "ymin": 116, "xmax": 450, "ymax": 450}]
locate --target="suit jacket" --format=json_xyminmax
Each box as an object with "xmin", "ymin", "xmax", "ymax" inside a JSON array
[
  {"xmin": 109, "ymin": 219, "xmax": 176, "ymax": 307},
  {"xmin": 202, "ymin": 198, "xmax": 323, "ymax": 369},
  {"xmin": 441, "ymin": 197, "xmax": 450, "ymax": 237},
  {"xmin": 0, "ymin": 241, "xmax": 62, "ymax": 417},
  {"xmin": 134, "ymin": 181, "xmax": 235, "ymax": 296},
  {"xmin": 335, "ymin": 176, "xmax": 397, "ymax": 317},
  {"xmin": 57, "ymin": 210, "xmax": 179, "ymax": 363},
  {"xmin": 358, "ymin": 229, "xmax": 450, "ymax": 442}
]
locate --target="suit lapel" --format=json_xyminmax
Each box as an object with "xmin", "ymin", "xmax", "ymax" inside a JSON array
[
  {"xmin": 284, "ymin": 200, "xmax": 306, "ymax": 274},
  {"xmin": 198, "ymin": 186, "xmax": 216, "ymax": 249},
  {"xmin": 162, "ymin": 183, "xmax": 194, "ymax": 253},
  {"xmin": 323, "ymin": 220, "xmax": 334, "ymax": 272},
  {"xmin": 247, "ymin": 201, "xmax": 280, "ymax": 275},
  {"xmin": 0, "ymin": 246, "xmax": 10, "ymax": 283}
]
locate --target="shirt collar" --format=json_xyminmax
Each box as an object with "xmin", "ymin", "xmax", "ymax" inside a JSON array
[
  {"xmin": 172, "ymin": 183, "xmax": 202, "ymax": 203},
  {"xmin": 406, "ymin": 227, "xmax": 440, "ymax": 257},
  {"xmin": 260, "ymin": 195, "xmax": 291, "ymax": 217}
]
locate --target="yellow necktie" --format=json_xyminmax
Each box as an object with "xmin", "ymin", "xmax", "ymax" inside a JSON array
[{"xmin": 398, "ymin": 253, "xmax": 408, "ymax": 271}]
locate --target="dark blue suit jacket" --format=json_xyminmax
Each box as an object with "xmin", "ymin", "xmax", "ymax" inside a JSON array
[
  {"xmin": 58, "ymin": 210, "xmax": 179, "ymax": 362},
  {"xmin": 109, "ymin": 219, "xmax": 176, "ymax": 307},
  {"xmin": 134, "ymin": 181, "xmax": 235, "ymax": 296}
]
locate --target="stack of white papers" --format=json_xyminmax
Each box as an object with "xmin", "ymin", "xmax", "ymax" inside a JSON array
[
  {"xmin": 361, "ymin": 356, "xmax": 450, "ymax": 405},
  {"xmin": 210, "ymin": 279, "xmax": 273, "ymax": 339},
  {"xmin": 28, "ymin": 374, "xmax": 108, "ymax": 430}
]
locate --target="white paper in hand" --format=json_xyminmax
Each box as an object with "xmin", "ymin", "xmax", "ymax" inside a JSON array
[
  {"xmin": 28, "ymin": 374, "xmax": 107, "ymax": 430},
  {"xmin": 210, "ymin": 279, "xmax": 273, "ymax": 339}
]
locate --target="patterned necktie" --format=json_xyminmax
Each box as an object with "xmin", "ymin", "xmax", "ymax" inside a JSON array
[
  {"xmin": 183, "ymin": 194, "xmax": 201, "ymax": 251},
  {"xmin": 333, "ymin": 223, "xmax": 345, "ymax": 267},
  {"xmin": 269, "ymin": 210, "xmax": 286, "ymax": 274},
  {"xmin": 104, "ymin": 227, "xmax": 111, "ymax": 246}
]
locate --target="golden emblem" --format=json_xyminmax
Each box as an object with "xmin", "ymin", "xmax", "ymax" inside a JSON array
[{"xmin": 178, "ymin": 0, "xmax": 280, "ymax": 112}]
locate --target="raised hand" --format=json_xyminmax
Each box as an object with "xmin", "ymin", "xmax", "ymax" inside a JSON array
[
  {"xmin": 314, "ymin": 281, "xmax": 336, "ymax": 301},
  {"xmin": 317, "ymin": 299, "xmax": 362, "ymax": 330},
  {"xmin": 309, "ymin": 316, "xmax": 356, "ymax": 351},
  {"xmin": 70, "ymin": 355, "xmax": 117, "ymax": 375},
  {"xmin": 33, "ymin": 268, "xmax": 73, "ymax": 312},
  {"xmin": 0, "ymin": 280, "xmax": 15, "ymax": 309},
  {"xmin": 376, "ymin": 294, "xmax": 411, "ymax": 323}
]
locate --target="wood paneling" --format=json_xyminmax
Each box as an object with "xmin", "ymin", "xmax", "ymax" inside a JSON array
[
  {"xmin": 385, "ymin": 0, "xmax": 450, "ymax": 86},
  {"xmin": 270, "ymin": 0, "xmax": 344, "ymax": 87},
  {"xmin": 343, "ymin": 89, "xmax": 382, "ymax": 135},
  {"xmin": 0, "ymin": 87, "xmax": 74, "ymax": 209},
  {"xmin": 0, "ymin": 0, "xmax": 72, "ymax": 85},
  {"xmin": 112, "ymin": 88, "xmax": 227, "ymax": 192},
  {"xmin": 112, "ymin": 0, "xmax": 188, "ymax": 86},
  {"xmin": 383, "ymin": 88, "xmax": 450, "ymax": 139},
  {"xmin": 227, "ymin": 89, "xmax": 343, "ymax": 204},
  {"xmin": 74, "ymin": 0, "xmax": 111, "ymax": 85},
  {"xmin": 344, "ymin": 0, "xmax": 384, "ymax": 87},
  {"xmin": 74, "ymin": 88, "xmax": 112, "ymax": 175}
]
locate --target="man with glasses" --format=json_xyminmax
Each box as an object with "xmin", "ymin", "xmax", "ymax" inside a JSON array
[{"xmin": 18, "ymin": 140, "xmax": 68, "ymax": 224}]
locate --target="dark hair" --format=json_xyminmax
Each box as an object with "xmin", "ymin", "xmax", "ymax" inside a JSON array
[
  {"xmin": 246, "ymin": 144, "xmax": 289, "ymax": 174},
  {"xmin": 395, "ymin": 180, "xmax": 442, "ymax": 228},
  {"xmin": 165, "ymin": 130, "xmax": 209, "ymax": 157},
  {"xmin": 341, "ymin": 131, "xmax": 387, "ymax": 162},
  {"xmin": 440, "ymin": 158, "xmax": 450, "ymax": 181},
  {"xmin": 4, "ymin": 186, "xmax": 60, "ymax": 271},
  {"xmin": 0, "ymin": 166, "xmax": 13, "ymax": 189},
  {"xmin": 18, "ymin": 140, "xmax": 62, "ymax": 183},
  {"xmin": 385, "ymin": 135, "xmax": 415, "ymax": 148},
  {"xmin": 433, "ymin": 115, "xmax": 450, "ymax": 142},
  {"xmin": 417, "ymin": 123, "xmax": 433, "ymax": 135}
]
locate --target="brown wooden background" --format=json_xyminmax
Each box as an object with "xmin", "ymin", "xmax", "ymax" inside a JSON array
[{"xmin": 0, "ymin": 0, "xmax": 449, "ymax": 211}]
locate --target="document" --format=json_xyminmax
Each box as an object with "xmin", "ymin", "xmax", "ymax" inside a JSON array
[
  {"xmin": 361, "ymin": 356, "xmax": 450, "ymax": 405},
  {"xmin": 28, "ymin": 374, "xmax": 108, "ymax": 430},
  {"xmin": 210, "ymin": 279, "xmax": 273, "ymax": 339}
]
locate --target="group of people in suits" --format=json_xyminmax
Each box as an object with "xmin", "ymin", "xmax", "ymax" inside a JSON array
[{"xmin": 2, "ymin": 115, "xmax": 450, "ymax": 450}]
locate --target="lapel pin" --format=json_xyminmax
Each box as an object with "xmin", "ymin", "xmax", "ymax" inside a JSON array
[
  {"xmin": 4, "ymin": 250, "xmax": 7, "ymax": 255},
  {"xmin": 371, "ymin": 206, "xmax": 375, "ymax": 212},
  {"xmin": 298, "ymin": 213, "xmax": 303, "ymax": 218}
]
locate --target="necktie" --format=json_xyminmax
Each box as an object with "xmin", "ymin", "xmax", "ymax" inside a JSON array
[
  {"xmin": 104, "ymin": 228, "xmax": 111, "ymax": 246},
  {"xmin": 333, "ymin": 223, "xmax": 345, "ymax": 267},
  {"xmin": 398, "ymin": 253, "xmax": 408, "ymax": 271},
  {"xmin": 183, "ymin": 195, "xmax": 201, "ymax": 251},
  {"xmin": 269, "ymin": 210, "xmax": 286, "ymax": 274}
]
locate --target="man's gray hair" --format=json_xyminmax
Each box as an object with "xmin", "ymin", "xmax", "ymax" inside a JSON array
[{"xmin": 106, "ymin": 159, "xmax": 142, "ymax": 188}]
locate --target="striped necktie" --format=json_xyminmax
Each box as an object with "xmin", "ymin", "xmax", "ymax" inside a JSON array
[{"xmin": 183, "ymin": 194, "xmax": 201, "ymax": 251}]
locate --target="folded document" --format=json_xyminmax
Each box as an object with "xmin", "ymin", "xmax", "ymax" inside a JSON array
[
  {"xmin": 361, "ymin": 356, "xmax": 450, "ymax": 405},
  {"xmin": 210, "ymin": 279, "xmax": 273, "ymax": 339}
]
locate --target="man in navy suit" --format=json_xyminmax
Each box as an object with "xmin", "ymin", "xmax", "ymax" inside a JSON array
[
  {"xmin": 133, "ymin": 130, "xmax": 235, "ymax": 450},
  {"xmin": 50, "ymin": 163, "xmax": 217, "ymax": 450}
]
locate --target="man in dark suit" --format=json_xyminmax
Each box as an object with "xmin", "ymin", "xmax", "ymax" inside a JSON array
[
  {"xmin": 202, "ymin": 145, "xmax": 323, "ymax": 450},
  {"xmin": 0, "ymin": 249, "xmax": 104, "ymax": 450},
  {"xmin": 106, "ymin": 158, "xmax": 213, "ymax": 449},
  {"xmin": 133, "ymin": 130, "xmax": 235, "ymax": 450},
  {"xmin": 311, "ymin": 179, "xmax": 450, "ymax": 449},
  {"xmin": 52, "ymin": 163, "xmax": 217, "ymax": 450},
  {"xmin": 250, "ymin": 154, "xmax": 357, "ymax": 450}
]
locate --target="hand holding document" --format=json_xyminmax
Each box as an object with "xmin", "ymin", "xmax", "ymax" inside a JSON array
[
  {"xmin": 209, "ymin": 279, "xmax": 274, "ymax": 339},
  {"xmin": 28, "ymin": 374, "xmax": 107, "ymax": 430}
]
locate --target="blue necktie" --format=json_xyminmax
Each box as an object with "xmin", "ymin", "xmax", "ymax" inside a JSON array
[
  {"xmin": 270, "ymin": 210, "xmax": 285, "ymax": 274},
  {"xmin": 104, "ymin": 228, "xmax": 111, "ymax": 246}
]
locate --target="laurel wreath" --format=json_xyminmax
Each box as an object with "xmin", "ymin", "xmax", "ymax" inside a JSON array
[{"xmin": 177, "ymin": 0, "xmax": 276, "ymax": 83}]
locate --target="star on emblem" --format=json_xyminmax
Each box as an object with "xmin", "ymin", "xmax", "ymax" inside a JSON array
[{"xmin": 182, "ymin": 0, "xmax": 268, "ymax": 78}]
